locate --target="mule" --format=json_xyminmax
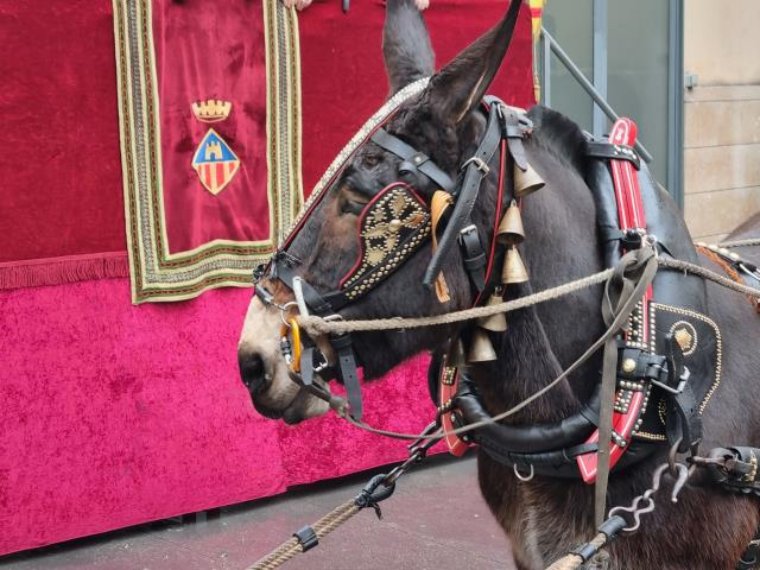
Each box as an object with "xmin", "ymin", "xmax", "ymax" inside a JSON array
[{"xmin": 238, "ymin": 1, "xmax": 760, "ymax": 567}]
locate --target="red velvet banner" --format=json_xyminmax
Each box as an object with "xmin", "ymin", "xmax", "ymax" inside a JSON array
[
  {"xmin": 114, "ymin": 0, "xmax": 303, "ymax": 303},
  {"xmin": 153, "ymin": 1, "xmax": 271, "ymax": 251}
]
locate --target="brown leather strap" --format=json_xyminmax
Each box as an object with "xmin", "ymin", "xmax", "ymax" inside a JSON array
[{"xmin": 431, "ymin": 190, "xmax": 453, "ymax": 302}]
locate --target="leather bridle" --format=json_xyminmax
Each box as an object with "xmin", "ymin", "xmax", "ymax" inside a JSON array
[{"xmin": 253, "ymin": 92, "xmax": 528, "ymax": 420}]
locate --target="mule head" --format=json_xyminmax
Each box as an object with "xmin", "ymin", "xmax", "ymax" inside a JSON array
[{"xmin": 238, "ymin": 0, "xmax": 524, "ymax": 423}]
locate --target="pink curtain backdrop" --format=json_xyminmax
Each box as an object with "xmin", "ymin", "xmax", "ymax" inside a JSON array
[
  {"xmin": 0, "ymin": 279, "xmax": 434, "ymax": 555},
  {"xmin": 0, "ymin": 0, "xmax": 535, "ymax": 556}
]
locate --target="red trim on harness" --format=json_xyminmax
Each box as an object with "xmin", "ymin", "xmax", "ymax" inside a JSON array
[
  {"xmin": 439, "ymin": 366, "xmax": 469, "ymax": 457},
  {"xmin": 577, "ymin": 118, "xmax": 651, "ymax": 484},
  {"xmin": 440, "ymin": 135, "xmax": 508, "ymax": 456}
]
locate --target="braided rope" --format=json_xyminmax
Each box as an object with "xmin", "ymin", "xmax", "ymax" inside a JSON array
[
  {"xmin": 545, "ymin": 533, "xmax": 609, "ymax": 570},
  {"xmin": 299, "ymin": 267, "xmax": 615, "ymax": 336},
  {"xmin": 719, "ymin": 237, "xmax": 760, "ymax": 249},
  {"xmin": 299, "ymin": 256, "xmax": 760, "ymax": 338},
  {"xmin": 659, "ymin": 257, "xmax": 760, "ymax": 298},
  {"xmin": 247, "ymin": 501, "xmax": 361, "ymax": 570}
]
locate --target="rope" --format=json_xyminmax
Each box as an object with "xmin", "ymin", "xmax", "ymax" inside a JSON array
[
  {"xmin": 299, "ymin": 267, "xmax": 615, "ymax": 336},
  {"xmin": 343, "ymin": 249, "xmax": 658, "ymax": 441},
  {"xmin": 247, "ymin": 500, "xmax": 361, "ymax": 570},
  {"xmin": 719, "ymin": 238, "xmax": 760, "ymax": 249},
  {"xmin": 545, "ymin": 533, "xmax": 609, "ymax": 570},
  {"xmin": 298, "ymin": 256, "xmax": 760, "ymax": 339},
  {"xmin": 658, "ymin": 257, "xmax": 760, "ymax": 298}
]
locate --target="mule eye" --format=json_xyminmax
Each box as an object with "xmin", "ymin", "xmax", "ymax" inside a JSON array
[{"xmin": 362, "ymin": 154, "xmax": 382, "ymax": 168}]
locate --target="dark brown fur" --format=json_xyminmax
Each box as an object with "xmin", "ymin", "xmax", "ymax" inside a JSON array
[{"xmin": 243, "ymin": 1, "xmax": 760, "ymax": 567}]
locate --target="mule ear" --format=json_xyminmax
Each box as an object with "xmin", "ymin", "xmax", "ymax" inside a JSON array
[
  {"xmin": 425, "ymin": 0, "xmax": 523, "ymax": 124},
  {"xmin": 383, "ymin": 0, "xmax": 435, "ymax": 96}
]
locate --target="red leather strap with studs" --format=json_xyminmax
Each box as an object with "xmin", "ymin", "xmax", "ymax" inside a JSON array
[{"xmin": 577, "ymin": 118, "xmax": 652, "ymax": 484}]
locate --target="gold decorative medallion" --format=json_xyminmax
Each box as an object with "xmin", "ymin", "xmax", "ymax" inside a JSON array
[{"xmin": 669, "ymin": 320, "xmax": 698, "ymax": 356}]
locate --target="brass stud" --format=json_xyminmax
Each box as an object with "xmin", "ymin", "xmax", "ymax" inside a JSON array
[{"xmin": 622, "ymin": 358, "xmax": 637, "ymax": 374}]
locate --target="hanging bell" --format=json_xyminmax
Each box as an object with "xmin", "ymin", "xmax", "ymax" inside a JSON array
[
  {"xmin": 514, "ymin": 162, "xmax": 545, "ymax": 198},
  {"xmin": 496, "ymin": 200, "xmax": 525, "ymax": 245},
  {"xmin": 477, "ymin": 290, "xmax": 508, "ymax": 332},
  {"xmin": 450, "ymin": 338, "xmax": 468, "ymax": 368},
  {"xmin": 468, "ymin": 329, "xmax": 498, "ymax": 363},
  {"xmin": 501, "ymin": 246, "xmax": 529, "ymax": 285}
]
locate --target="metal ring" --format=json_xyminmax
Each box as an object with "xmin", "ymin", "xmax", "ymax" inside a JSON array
[
  {"xmin": 513, "ymin": 463, "xmax": 534, "ymax": 482},
  {"xmin": 278, "ymin": 301, "xmax": 298, "ymax": 327}
]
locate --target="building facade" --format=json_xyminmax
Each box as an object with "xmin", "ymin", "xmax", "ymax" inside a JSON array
[{"xmin": 541, "ymin": 0, "xmax": 760, "ymax": 241}]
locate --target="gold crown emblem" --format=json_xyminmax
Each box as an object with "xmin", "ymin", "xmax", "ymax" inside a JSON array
[{"xmin": 192, "ymin": 99, "xmax": 232, "ymax": 123}]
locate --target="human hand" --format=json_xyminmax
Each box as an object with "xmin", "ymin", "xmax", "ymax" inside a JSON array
[
  {"xmin": 415, "ymin": 0, "xmax": 430, "ymax": 9},
  {"xmin": 281, "ymin": 0, "xmax": 313, "ymax": 10}
]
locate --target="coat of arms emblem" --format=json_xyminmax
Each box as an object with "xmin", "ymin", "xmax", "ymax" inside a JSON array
[{"xmin": 191, "ymin": 100, "xmax": 240, "ymax": 196}]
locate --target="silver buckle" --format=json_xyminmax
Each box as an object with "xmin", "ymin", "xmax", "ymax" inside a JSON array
[
  {"xmin": 458, "ymin": 224, "xmax": 478, "ymax": 243},
  {"xmin": 462, "ymin": 156, "xmax": 490, "ymax": 175}
]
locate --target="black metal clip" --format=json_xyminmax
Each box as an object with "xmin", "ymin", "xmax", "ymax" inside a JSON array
[{"xmin": 293, "ymin": 525, "xmax": 319, "ymax": 552}]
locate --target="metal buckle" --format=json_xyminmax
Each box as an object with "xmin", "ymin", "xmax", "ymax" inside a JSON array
[
  {"xmin": 651, "ymin": 366, "xmax": 690, "ymax": 395},
  {"xmin": 458, "ymin": 224, "xmax": 478, "ymax": 244},
  {"xmin": 461, "ymin": 156, "xmax": 490, "ymax": 175}
]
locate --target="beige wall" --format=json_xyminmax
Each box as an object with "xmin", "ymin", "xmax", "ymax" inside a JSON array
[{"xmin": 683, "ymin": 0, "xmax": 760, "ymax": 242}]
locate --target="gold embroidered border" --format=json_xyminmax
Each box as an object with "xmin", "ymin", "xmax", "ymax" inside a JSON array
[{"xmin": 113, "ymin": 0, "xmax": 302, "ymax": 303}]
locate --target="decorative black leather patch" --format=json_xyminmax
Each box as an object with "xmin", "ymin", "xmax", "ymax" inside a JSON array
[
  {"xmin": 340, "ymin": 183, "xmax": 431, "ymax": 301},
  {"xmin": 633, "ymin": 303, "xmax": 722, "ymax": 441}
]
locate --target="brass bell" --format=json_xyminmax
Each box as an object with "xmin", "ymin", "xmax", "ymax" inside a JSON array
[
  {"xmin": 514, "ymin": 162, "xmax": 545, "ymax": 198},
  {"xmin": 501, "ymin": 246, "xmax": 529, "ymax": 285},
  {"xmin": 477, "ymin": 290, "xmax": 508, "ymax": 332},
  {"xmin": 468, "ymin": 329, "xmax": 498, "ymax": 363},
  {"xmin": 496, "ymin": 200, "xmax": 525, "ymax": 245}
]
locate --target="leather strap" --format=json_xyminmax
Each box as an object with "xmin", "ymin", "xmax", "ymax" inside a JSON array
[
  {"xmin": 371, "ymin": 129, "xmax": 455, "ymax": 193},
  {"xmin": 423, "ymin": 102, "xmax": 504, "ymax": 288},
  {"xmin": 458, "ymin": 225, "xmax": 487, "ymax": 293},
  {"xmin": 331, "ymin": 333, "xmax": 363, "ymax": 420},
  {"xmin": 431, "ymin": 190, "xmax": 453, "ymax": 302},
  {"xmin": 586, "ymin": 141, "xmax": 641, "ymax": 170}
]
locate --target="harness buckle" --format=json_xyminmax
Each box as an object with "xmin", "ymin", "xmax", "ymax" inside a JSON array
[
  {"xmin": 458, "ymin": 224, "xmax": 479, "ymax": 242},
  {"xmin": 461, "ymin": 156, "xmax": 490, "ymax": 175},
  {"xmin": 651, "ymin": 366, "xmax": 690, "ymax": 395}
]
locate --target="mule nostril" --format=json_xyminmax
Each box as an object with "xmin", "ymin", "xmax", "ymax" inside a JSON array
[{"xmin": 239, "ymin": 353, "xmax": 268, "ymax": 395}]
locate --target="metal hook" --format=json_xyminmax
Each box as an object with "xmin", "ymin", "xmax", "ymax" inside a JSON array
[{"xmin": 514, "ymin": 463, "xmax": 535, "ymax": 482}]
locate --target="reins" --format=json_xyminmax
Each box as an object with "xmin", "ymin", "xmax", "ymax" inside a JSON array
[{"xmin": 289, "ymin": 249, "xmax": 760, "ymax": 445}]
